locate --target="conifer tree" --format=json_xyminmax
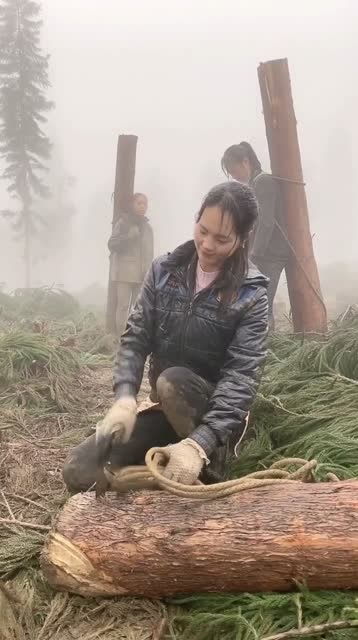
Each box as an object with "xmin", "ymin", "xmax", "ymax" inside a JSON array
[{"xmin": 0, "ymin": 0, "xmax": 53, "ymax": 286}]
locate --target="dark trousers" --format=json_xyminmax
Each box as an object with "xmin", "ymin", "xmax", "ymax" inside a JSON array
[
  {"xmin": 253, "ymin": 257, "xmax": 287, "ymax": 330},
  {"xmin": 62, "ymin": 366, "xmax": 239, "ymax": 493}
]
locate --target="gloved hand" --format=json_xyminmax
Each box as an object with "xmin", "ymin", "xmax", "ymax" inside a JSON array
[
  {"xmin": 158, "ymin": 438, "xmax": 209, "ymax": 485},
  {"xmin": 96, "ymin": 396, "xmax": 137, "ymax": 449}
]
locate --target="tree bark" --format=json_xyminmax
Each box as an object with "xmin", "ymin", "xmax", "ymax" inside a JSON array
[
  {"xmin": 24, "ymin": 208, "xmax": 31, "ymax": 289},
  {"xmin": 105, "ymin": 134, "xmax": 138, "ymax": 333},
  {"xmin": 257, "ymin": 58, "xmax": 327, "ymax": 334},
  {"xmin": 112, "ymin": 134, "xmax": 138, "ymax": 226},
  {"xmin": 41, "ymin": 480, "xmax": 358, "ymax": 598}
]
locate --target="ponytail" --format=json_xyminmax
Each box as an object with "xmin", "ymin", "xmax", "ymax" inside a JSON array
[{"xmin": 221, "ymin": 142, "xmax": 262, "ymax": 177}]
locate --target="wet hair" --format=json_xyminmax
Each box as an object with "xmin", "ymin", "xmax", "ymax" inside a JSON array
[
  {"xmin": 195, "ymin": 181, "xmax": 258, "ymax": 305},
  {"xmin": 221, "ymin": 142, "xmax": 262, "ymax": 178}
]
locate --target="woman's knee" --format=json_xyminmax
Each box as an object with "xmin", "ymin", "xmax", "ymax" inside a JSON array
[
  {"xmin": 62, "ymin": 434, "xmax": 98, "ymax": 493},
  {"xmin": 156, "ymin": 367, "xmax": 192, "ymax": 403},
  {"xmin": 157, "ymin": 366, "xmax": 212, "ymax": 412},
  {"xmin": 156, "ymin": 367, "xmax": 212, "ymax": 438}
]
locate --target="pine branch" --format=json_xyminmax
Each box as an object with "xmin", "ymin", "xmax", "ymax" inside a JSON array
[
  {"xmin": 0, "ymin": 517, "xmax": 50, "ymax": 532},
  {"xmin": 261, "ymin": 618, "xmax": 358, "ymax": 640}
]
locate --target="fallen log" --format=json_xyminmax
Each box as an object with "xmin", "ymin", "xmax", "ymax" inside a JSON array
[{"xmin": 41, "ymin": 481, "xmax": 358, "ymax": 598}]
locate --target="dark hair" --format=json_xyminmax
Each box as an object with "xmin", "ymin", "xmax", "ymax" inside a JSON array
[
  {"xmin": 221, "ymin": 142, "xmax": 262, "ymax": 178},
  {"xmin": 133, "ymin": 192, "xmax": 147, "ymax": 201},
  {"xmin": 194, "ymin": 181, "xmax": 258, "ymax": 305}
]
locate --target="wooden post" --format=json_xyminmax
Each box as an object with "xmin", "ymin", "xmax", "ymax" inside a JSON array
[
  {"xmin": 106, "ymin": 135, "xmax": 138, "ymax": 333},
  {"xmin": 257, "ymin": 59, "xmax": 327, "ymax": 334}
]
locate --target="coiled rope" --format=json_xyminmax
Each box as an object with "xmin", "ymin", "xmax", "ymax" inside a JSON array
[{"xmin": 104, "ymin": 450, "xmax": 319, "ymax": 501}]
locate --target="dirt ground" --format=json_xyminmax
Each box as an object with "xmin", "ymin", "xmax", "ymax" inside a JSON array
[{"xmin": 0, "ymin": 365, "xmax": 152, "ymax": 541}]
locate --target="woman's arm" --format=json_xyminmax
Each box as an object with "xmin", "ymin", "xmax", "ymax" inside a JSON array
[
  {"xmin": 108, "ymin": 219, "xmax": 139, "ymax": 252},
  {"xmin": 190, "ymin": 291, "xmax": 268, "ymax": 455},
  {"xmin": 113, "ymin": 262, "xmax": 156, "ymax": 398}
]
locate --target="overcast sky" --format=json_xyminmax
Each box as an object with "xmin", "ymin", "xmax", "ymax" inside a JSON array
[{"xmin": 1, "ymin": 0, "xmax": 357, "ymax": 291}]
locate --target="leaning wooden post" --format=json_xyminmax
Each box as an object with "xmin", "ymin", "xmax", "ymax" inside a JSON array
[
  {"xmin": 105, "ymin": 135, "xmax": 138, "ymax": 333},
  {"xmin": 257, "ymin": 59, "xmax": 327, "ymax": 334}
]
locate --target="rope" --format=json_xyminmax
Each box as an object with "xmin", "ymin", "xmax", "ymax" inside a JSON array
[
  {"xmin": 106, "ymin": 450, "xmax": 318, "ymax": 501},
  {"xmin": 253, "ymin": 172, "xmax": 327, "ymax": 316},
  {"xmin": 274, "ymin": 219, "xmax": 327, "ymax": 315}
]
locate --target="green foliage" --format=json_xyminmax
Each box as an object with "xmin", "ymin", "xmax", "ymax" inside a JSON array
[
  {"xmin": 1, "ymin": 324, "xmax": 358, "ymax": 639},
  {"xmin": 232, "ymin": 326, "xmax": 358, "ymax": 481},
  {"xmin": 0, "ymin": 531, "xmax": 44, "ymax": 579},
  {"xmin": 170, "ymin": 590, "xmax": 358, "ymax": 639},
  {"xmin": 11, "ymin": 287, "xmax": 80, "ymax": 320},
  {"xmin": 0, "ymin": 329, "xmax": 89, "ymax": 410}
]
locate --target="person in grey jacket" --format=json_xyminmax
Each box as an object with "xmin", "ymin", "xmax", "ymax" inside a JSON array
[
  {"xmin": 63, "ymin": 182, "xmax": 268, "ymax": 493},
  {"xmin": 108, "ymin": 193, "xmax": 154, "ymax": 336},
  {"xmin": 221, "ymin": 142, "xmax": 290, "ymax": 328}
]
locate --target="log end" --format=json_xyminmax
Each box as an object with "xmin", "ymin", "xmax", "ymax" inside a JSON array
[{"xmin": 41, "ymin": 532, "xmax": 127, "ymax": 597}]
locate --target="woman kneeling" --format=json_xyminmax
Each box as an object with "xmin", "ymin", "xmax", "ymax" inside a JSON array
[{"xmin": 63, "ymin": 181, "xmax": 268, "ymax": 492}]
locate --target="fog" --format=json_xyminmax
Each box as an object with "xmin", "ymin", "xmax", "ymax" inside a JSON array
[{"xmin": 0, "ymin": 0, "xmax": 357, "ymax": 299}]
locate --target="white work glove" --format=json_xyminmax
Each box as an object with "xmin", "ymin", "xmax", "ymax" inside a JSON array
[
  {"xmin": 158, "ymin": 438, "xmax": 209, "ymax": 485},
  {"xmin": 96, "ymin": 396, "xmax": 137, "ymax": 449}
]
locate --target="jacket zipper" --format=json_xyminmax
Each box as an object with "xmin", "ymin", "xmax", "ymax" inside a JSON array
[
  {"xmin": 180, "ymin": 298, "xmax": 194, "ymax": 359},
  {"xmin": 180, "ymin": 289, "xmax": 209, "ymax": 359},
  {"xmin": 173, "ymin": 266, "xmax": 208, "ymax": 360}
]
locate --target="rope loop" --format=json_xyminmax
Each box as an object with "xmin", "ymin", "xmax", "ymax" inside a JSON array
[{"xmin": 104, "ymin": 448, "xmax": 319, "ymax": 501}]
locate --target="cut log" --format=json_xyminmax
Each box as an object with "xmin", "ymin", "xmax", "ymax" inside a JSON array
[
  {"xmin": 41, "ymin": 481, "xmax": 358, "ymax": 598},
  {"xmin": 257, "ymin": 59, "xmax": 327, "ymax": 334}
]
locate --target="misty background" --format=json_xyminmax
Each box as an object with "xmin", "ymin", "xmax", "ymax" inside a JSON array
[{"xmin": 1, "ymin": 0, "xmax": 357, "ymax": 309}]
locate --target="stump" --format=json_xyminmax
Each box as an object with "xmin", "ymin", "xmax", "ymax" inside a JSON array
[{"xmin": 41, "ymin": 481, "xmax": 358, "ymax": 598}]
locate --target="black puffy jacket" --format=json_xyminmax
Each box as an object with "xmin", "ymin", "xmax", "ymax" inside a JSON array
[{"xmin": 113, "ymin": 241, "xmax": 269, "ymax": 455}]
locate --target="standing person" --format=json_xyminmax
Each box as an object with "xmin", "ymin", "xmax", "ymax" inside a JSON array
[
  {"xmin": 108, "ymin": 193, "xmax": 154, "ymax": 336},
  {"xmin": 63, "ymin": 181, "xmax": 268, "ymax": 494},
  {"xmin": 221, "ymin": 142, "xmax": 290, "ymax": 329}
]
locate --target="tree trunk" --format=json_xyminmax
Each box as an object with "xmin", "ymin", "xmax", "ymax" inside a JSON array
[
  {"xmin": 41, "ymin": 480, "xmax": 358, "ymax": 598},
  {"xmin": 112, "ymin": 134, "xmax": 138, "ymax": 226},
  {"xmin": 105, "ymin": 134, "xmax": 138, "ymax": 333},
  {"xmin": 257, "ymin": 58, "xmax": 327, "ymax": 334},
  {"xmin": 24, "ymin": 210, "xmax": 31, "ymax": 289}
]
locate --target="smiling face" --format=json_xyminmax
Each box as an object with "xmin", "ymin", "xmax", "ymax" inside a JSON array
[{"xmin": 194, "ymin": 205, "xmax": 239, "ymax": 272}]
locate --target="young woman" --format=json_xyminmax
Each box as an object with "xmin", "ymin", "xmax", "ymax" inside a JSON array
[
  {"xmin": 63, "ymin": 182, "xmax": 268, "ymax": 493},
  {"xmin": 108, "ymin": 192, "xmax": 154, "ymax": 336},
  {"xmin": 221, "ymin": 142, "xmax": 290, "ymax": 328}
]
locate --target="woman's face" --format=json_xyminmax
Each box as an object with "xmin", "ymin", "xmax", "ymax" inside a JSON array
[
  {"xmin": 194, "ymin": 206, "xmax": 239, "ymax": 272},
  {"xmin": 226, "ymin": 158, "xmax": 251, "ymax": 184},
  {"xmin": 133, "ymin": 195, "xmax": 148, "ymax": 216}
]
